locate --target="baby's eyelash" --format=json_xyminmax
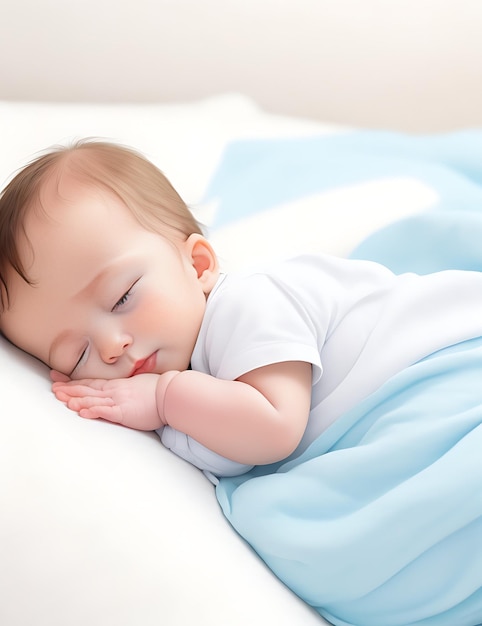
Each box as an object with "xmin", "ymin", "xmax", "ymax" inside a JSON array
[
  {"xmin": 113, "ymin": 290, "xmax": 131, "ymax": 310},
  {"xmin": 112, "ymin": 279, "xmax": 140, "ymax": 312}
]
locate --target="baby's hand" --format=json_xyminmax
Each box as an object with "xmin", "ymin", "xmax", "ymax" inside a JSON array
[{"xmin": 51, "ymin": 371, "xmax": 162, "ymax": 430}]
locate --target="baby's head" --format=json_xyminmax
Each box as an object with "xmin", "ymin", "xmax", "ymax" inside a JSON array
[
  {"xmin": 0, "ymin": 140, "xmax": 218, "ymax": 378},
  {"xmin": 0, "ymin": 139, "xmax": 203, "ymax": 311}
]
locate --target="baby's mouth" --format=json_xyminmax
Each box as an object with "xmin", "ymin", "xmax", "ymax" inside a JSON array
[{"xmin": 129, "ymin": 351, "xmax": 158, "ymax": 376}]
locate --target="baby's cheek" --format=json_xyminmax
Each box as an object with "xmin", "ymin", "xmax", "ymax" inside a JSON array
[{"xmin": 134, "ymin": 293, "xmax": 164, "ymax": 330}]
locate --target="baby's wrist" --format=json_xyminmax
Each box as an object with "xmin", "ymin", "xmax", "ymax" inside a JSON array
[{"xmin": 155, "ymin": 370, "xmax": 180, "ymax": 426}]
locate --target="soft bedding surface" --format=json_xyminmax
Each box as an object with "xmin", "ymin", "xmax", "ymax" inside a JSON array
[{"xmin": 210, "ymin": 129, "xmax": 482, "ymax": 626}]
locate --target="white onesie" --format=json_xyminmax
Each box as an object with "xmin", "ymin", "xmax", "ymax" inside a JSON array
[{"xmin": 159, "ymin": 254, "xmax": 482, "ymax": 480}]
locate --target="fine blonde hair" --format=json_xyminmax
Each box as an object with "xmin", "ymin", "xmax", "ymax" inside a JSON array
[{"xmin": 0, "ymin": 139, "xmax": 203, "ymax": 311}]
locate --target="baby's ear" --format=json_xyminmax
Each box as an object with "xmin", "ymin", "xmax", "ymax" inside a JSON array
[{"xmin": 185, "ymin": 234, "xmax": 219, "ymax": 294}]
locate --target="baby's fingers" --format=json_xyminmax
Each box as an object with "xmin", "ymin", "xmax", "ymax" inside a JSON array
[
  {"xmin": 66, "ymin": 395, "xmax": 115, "ymax": 413},
  {"xmin": 54, "ymin": 389, "xmax": 71, "ymax": 403},
  {"xmin": 52, "ymin": 385, "xmax": 93, "ymax": 404},
  {"xmin": 79, "ymin": 405, "xmax": 125, "ymax": 424},
  {"xmin": 52, "ymin": 382, "xmax": 108, "ymax": 398}
]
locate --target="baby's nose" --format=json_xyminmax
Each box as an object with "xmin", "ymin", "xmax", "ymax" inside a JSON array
[{"xmin": 100, "ymin": 334, "xmax": 132, "ymax": 363}]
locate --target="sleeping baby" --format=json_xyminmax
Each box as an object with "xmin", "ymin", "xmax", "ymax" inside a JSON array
[{"xmin": 1, "ymin": 139, "xmax": 482, "ymax": 480}]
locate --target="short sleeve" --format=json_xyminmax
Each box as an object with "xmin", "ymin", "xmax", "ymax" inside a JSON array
[{"xmin": 192, "ymin": 273, "xmax": 324, "ymax": 382}]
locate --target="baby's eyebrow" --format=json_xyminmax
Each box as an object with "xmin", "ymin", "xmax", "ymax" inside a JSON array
[
  {"xmin": 72, "ymin": 253, "xmax": 137, "ymax": 300},
  {"xmin": 73, "ymin": 265, "xmax": 113, "ymax": 300}
]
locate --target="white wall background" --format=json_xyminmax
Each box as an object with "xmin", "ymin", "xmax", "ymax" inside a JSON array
[{"xmin": 1, "ymin": 0, "xmax": 481, "ymax": 131}]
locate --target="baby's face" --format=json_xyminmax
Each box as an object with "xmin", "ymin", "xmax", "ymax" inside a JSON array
[{"xmin": 1, "ymin": 176, "xmax": 218, "ymax": 379}]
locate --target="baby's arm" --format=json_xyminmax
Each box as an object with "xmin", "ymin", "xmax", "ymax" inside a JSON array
[
  {"xmin": 52, "ymin": 361, "xmax": 312, "ymax": 465},
  {"xmin": 158, "ymin": 362, "xmax": 312, "ymax": 465}
]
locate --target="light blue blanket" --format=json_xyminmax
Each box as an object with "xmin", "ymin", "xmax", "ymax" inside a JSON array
[{"xmin": 208, "ymin": 130, "xmax": 482, "ymax": 626}]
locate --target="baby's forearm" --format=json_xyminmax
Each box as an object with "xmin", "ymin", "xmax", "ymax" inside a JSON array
[{"xmin": 156, "ymin": 369, "xmax": 305, "ymax": 465}]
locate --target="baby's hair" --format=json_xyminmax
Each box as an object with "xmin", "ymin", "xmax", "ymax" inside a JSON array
[{"xmin": 0, "ymin": 139, "xmax": 203, "ymax": 312}]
